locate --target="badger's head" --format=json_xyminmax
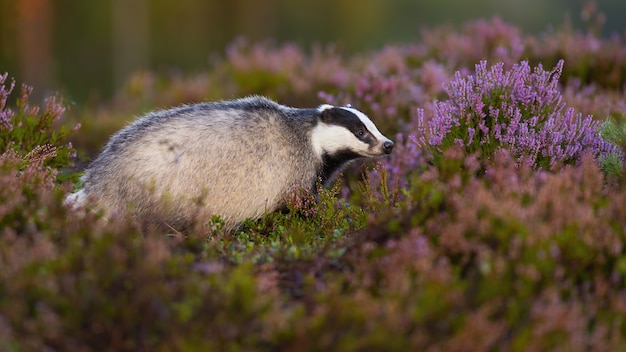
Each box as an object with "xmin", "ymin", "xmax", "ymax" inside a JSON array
[{"xmin": 311, "ymin": 104, "xmax": 394, "ymax": 183}]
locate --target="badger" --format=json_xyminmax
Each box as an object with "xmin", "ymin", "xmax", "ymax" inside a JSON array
[{"xmin": 66, "ymin": 96, "xmax": 394, "ymax": 230}]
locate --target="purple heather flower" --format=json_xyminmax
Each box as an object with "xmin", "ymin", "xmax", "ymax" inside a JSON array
[
  {"xmin": 0, "ymin": 72, "xmax": 15, "ymax": 132},
  {"xmin": 373, "ymin": 132, "xmax": 426, "ymax": 193},
  {"xmin": 415, "ymin": 60, "xmax": 621, "ymax": 170}
]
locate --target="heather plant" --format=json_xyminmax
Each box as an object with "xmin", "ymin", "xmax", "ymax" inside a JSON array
[
  {"xmin": 294, "ymin": 152, "xmax": 626, "ymax": 351},
  {"xmin": 225, "ymin": 39, "xmax": 307, "ymax": 98},
  {"xmin": 561, "ymin": 79, "xmax": 626, "ymax": 120},
  {"xmin": 415, "ymin": 60, "xmax": 621, "ymax": 171},
  {"xmin": 526, "ymin": 5, "xmax": 626, "ymax": 90},
  {"xmin": 0, "ymin": 72, "xmax": 79, "ymax": 182},
  {"xmin": 112, "ymin": 71, "xmax": 216, "ymax": 113},
  {"xmin": 224, "ymin": 40, "xmax": 350, "ymax": 106},
  {"xmin": 0, "ymin": 213, "xmax": 287, "ymax": 350},
  {"xmin": 0, "ymin": 150, "xmax": 60, "ymax": 237},
  {"xmin": 421, "ymin": 17, "xmax": 525, "ymax": 68},
  {"xmin": 598, "ymin": 117, "xmax": 626, "ymax": 177},
  {"xmin": 351, "ymin": 133, "xmax": 427, "ymax": 207}
]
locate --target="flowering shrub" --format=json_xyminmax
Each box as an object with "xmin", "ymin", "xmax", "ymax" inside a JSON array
[
  {"xmin": 224, "ymin": 40, "xmax": 351, "ymax": 106},
  {"xmin": 526, "ymin": 6, "xmax": 626, "ymax": 90},
  {"xmin": 422, "ymin": 17, "xmax": 525, "ymax": 68},
  {"xmin": 0, "ymin": 72, "xmax": 79, "ymax": 181},
  {"xmin": 415, "ymin": 60, "xmax": 621, "ymax": 170},
  {"xmin": 338, "ymin": 153, "xmax": 626, "ymax": 351}
]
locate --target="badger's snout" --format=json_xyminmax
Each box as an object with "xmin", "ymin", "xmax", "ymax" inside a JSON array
[{"xmin": 383, "ymin": 140, "xmax": 394, "ymax": 154}]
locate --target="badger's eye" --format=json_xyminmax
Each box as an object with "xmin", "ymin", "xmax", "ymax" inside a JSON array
[{"xmin": 357, "ymin": 129, "xmax": 365, "ymax": 137}]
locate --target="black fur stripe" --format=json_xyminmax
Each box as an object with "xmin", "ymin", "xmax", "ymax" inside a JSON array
[
  {"xmin": 320, "ymin": 107, "xmax": 375, "ymax": 144},
  {"xmin": 320, "ymin": 149, "xmax": 361, "ymax": 186}
]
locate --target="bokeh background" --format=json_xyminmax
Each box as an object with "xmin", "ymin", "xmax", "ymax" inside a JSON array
[{"xmin": 1, "ymin": 0, "xmax": 625, "ymax": 104}]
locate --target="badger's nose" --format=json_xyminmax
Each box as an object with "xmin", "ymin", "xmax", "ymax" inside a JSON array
[{"xmin": 383, "ymin": 140, "xmax": 394, "ymax": 154}]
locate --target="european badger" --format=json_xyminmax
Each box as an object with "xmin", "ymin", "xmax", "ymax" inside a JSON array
[{"xmin": 66, "ymin": 96, "xmax": 394, "ymax": 230}]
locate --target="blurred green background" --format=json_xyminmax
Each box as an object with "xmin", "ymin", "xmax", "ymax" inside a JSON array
[{"xmin": 1, "ymin": 0, "xmax": 625, "ymax": 104}]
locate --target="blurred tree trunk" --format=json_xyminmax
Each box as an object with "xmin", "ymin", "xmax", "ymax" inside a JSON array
[
  {"xmin": 16, "ymin": 0, "xmax": 53, "ymax": 100},
  {"xmin": 112, "ymin": 0, "xmax": 150, "ymax": 90}
]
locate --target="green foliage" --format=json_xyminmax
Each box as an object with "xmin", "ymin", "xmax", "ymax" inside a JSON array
[
  {"xmin": 598, "ymin": 117, "xmax": 626, "ymax": 177},
  {"xmin": 209, "ymin": 180, "xmax": 366, "ymax": 265}
]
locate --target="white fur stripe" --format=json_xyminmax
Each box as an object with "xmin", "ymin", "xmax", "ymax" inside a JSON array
[
  {"xmin": 317, "ymin": 104, "xmax": 334, "ymax": 112},
  {"xmin": 339, "ymin": 107, "xmax": 387, "ymax": 141}
]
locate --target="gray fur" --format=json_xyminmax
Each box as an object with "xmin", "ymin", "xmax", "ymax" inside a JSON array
[{"xmin": 67, "ymin": 96, "xmax": 393, "ymax": 230}]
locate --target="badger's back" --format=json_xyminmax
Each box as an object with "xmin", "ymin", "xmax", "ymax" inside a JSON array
[{"xmin": 80, "ymin": 97, "xmax": 321, "ymax": 229}]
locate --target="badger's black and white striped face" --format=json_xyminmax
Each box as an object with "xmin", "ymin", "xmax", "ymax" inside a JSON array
[{"xmin": 311, "ymin": 104, "xmax": 394, "ymax": 161}]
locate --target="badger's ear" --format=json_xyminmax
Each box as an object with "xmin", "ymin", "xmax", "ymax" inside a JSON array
[
  {"xmin": 319, "ymin": 105, "xmax": 337, "ymax": 123},
  {"xmin": 320, "ymin": 109, "xmax": 331, "ymax": 123},
  {"xmin": 318, "ymin": 104, "xmax": 335, "ymax": 123}
]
